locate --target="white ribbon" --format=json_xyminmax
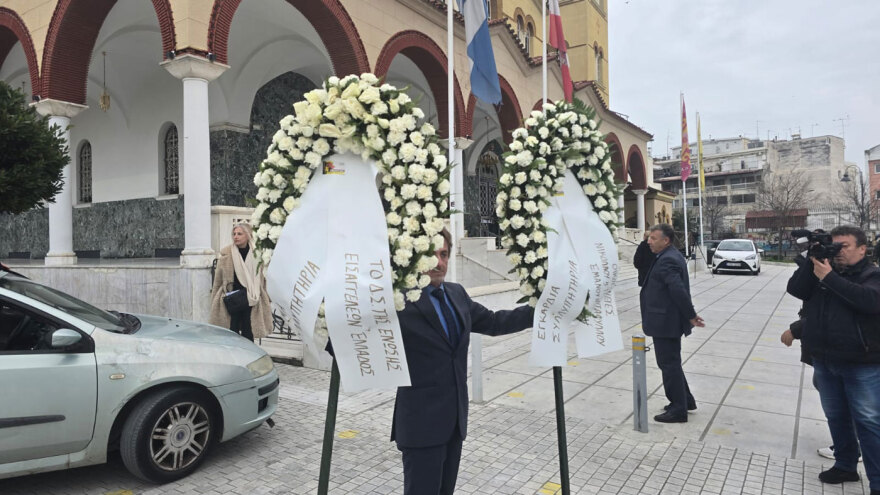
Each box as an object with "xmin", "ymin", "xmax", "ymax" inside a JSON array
[
  {"xmin": 266, "ymin": 153, "xmax": 411, "ymax": 392},
  {"xmin": 530, "ymin": 171, "xmax": 622, "ymax": 367}
]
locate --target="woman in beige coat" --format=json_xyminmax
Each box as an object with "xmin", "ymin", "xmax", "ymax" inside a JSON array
[{"xmin": 209, "ymin": 223, "xmax": 273, "ymax": 340}]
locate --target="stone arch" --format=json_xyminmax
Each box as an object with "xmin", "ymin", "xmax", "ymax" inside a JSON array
[
  {"xmin": 208, "ymin": 0, "xmax": 369, "ymax": 76},
  {"xmin": 0, "ymin": 7, "xmax": 40, "ymax": 96},
  {"xmin": 465, "ymin": 74, "xmax": 522, "ymax": 143},
  {"xmin": 627, "ymin": 144, "xmax": 647, "ymax": 190},
  {"xmin": 374, "ymin": 30, "xmax": 466, "ymax": 138},
  {"xmin": 604, "ymin": 132, "xmax": 626, "ymax": 183},
  {"xmin": 40, "ymin": 0, "xmax": 176, "ymax": 104}
]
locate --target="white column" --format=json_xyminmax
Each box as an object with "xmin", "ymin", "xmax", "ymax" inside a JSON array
[
  {"xmin": 162, "ymin": 55, "xmax": 228, "ymax": 268},
  {"xmin": 618, "ymin": 192, "xmax": 625, "ymax": 225},
  {"xmin": 633, "ymin": 189, "xmax": 648, "ymax": 236},
  {"xmin": 34, "ymin": 99, "xmax": 87, "ymax": 266}
]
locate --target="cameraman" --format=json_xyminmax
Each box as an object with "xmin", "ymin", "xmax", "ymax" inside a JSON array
[{"xmin": 787, "ymin": 225, "xmax": 880, "ymax": 492}]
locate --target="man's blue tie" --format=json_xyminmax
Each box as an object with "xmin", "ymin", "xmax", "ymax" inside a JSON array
[{"xmin": 431, "ymin": 287, "xmax": 460, "ymax": 347}]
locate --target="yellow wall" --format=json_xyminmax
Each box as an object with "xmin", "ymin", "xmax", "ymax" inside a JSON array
[
  {"xmin": 497, "ymin": 0, "xmax": 608, "ymax": 102},
  {"xmin": 0, "ymin": 0, "xmax": 55, "ymax": 72}
]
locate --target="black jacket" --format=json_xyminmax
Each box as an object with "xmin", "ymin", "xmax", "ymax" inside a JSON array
[
  {"xmin": 639, "ymin": 246, "xmax": 697, "ymax": 338},
  {"xmin": 786, "ymin": 256, "xmax": 880, "ymax": 363},
  {"xmin": 633, "ymin": 240, "xmax": 655, "ymax": 287},
  {"xmin": 390, "ymin": 282, "xmax": 533, "ymax": 448}
]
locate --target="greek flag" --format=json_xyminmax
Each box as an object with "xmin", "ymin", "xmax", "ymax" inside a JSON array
[{"xmin": 458, "ymin": 0, "xmax": 501, "ymax": 104}]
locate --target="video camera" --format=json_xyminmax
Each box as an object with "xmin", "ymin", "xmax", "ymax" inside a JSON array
[{"xmin": 791, "ymin": 229, "xmax": 843, "ymax": 260}]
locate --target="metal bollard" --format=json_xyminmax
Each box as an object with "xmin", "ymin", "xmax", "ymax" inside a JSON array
[{"xmin": 632, "ymin": 334, "xmax": 649, "ymax": 433}]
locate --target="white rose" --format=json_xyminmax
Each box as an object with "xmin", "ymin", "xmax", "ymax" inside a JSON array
[
  {"xmin": 305, "ymin": 152, "xmax": 322, "ymax": 169},
  {"xmin": 508, "ymin": 253, "xmax": 523, "ymax": 265},
  {"xmin": 421, "ymin": 123, "xmax": 436, "ymax": 136},
  {"xmin": 416, "ymin": 185, "xmax": 432, "ymax": 200},
  {"xmin": 418, "ymin": 274, "xmax": 431, "ymax": 288},
  {"xmin": 510, "ymin": 215, "xmax": 525, "ymax": 229},
  {"xmin": 594, "ymin": 196, "xmax": 608, "ymax": 208},
  {"xmin": 406, "ymin": 290, "xmax": 421, "ymax": 302},
  {"xmin": 583, "ymin": 184, "xmax": 598, "ymax": 195},
  {"xmin": 514, "ymin": 172, "xmax": 527, "ymax": 185},
  {"xmin": 437, "ymin": 180, "xmax": 450, "ymax": 195},
  {"xmin": 283, "ymin": 196, "xmax": 298, "ymax": 212},
  {"xmin": 394, "ymin": 291, "xmax": 405, "ymax": 311},
  {"xmin": 532, "ymin": 230, "xmax": 546, "ymax": 243},
  {"xmin": 512, "ymin": 128, "xmax": 528, "ymax": 139},
  {"xmin": 414, "ymin": 235, "xmax": 430, "ymax": 252},
  {"xmin": 525, "ymin": 117, "xmax": 538, "ymax": 127},
  {"xmin": 510, "ymin": 140, "xmax": 523, "ymax": 152},
  {"xmin": 261, "ymin": 248, "xmax": 273, "ymax": 265},
  {"xmin": 531, "ymin": 266, "xmax": 544, "ymax": 278},
  {"xmin": 516, "ymin": 233, "xmax": 530, "ymax": 247},
  {"xmin": 538, "ymin": 127, "xmax": 549, "ymax": 139},
  {"xmin": 423, "ymin": 169, "xmax": 438, "ymax": 184},
  {"xmin": 499, "ymin": 174, "xmax": 512, "ymax": 186},
  {"xmin": 523, "ymin": 251, "xmax": 537, "ymax": 264},
  {"xmin": 405, "ymin": 201, "xmax": 422, "ymax": 216},
  {"xmin": 268, "ymin": 225, "xmax": 283, "ymax": 242},
  {"xmin": 599, "ymin": 210, "xmax": 613, "ymax": 222},
  {"xmin": 521, "ymin": 282, "xmax": 535, "ymax": 296}
]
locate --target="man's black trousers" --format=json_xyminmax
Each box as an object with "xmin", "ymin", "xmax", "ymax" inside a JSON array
[
  {"xmin": 653, "ymin": 336, "xmax": 695, "ymax": 416},
  {"xmin": 399, "ymin": 431, "xmax": 463, "ymax": 495}
]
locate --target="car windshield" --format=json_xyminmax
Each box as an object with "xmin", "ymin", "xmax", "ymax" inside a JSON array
[
  {"xmin": 0, "ymin": 275, "xmax": 125, "ymax": 332},
  {"xmin": 717, "ymin": 241, "xmax": 754, "ymax": 252}
]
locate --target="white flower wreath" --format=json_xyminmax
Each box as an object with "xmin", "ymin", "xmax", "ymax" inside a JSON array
[
  {"xmin": 496, "ymin": 100, "xmax": 621, "ymax": 316},
  {"xmin": 251, "ymin": 73, "xmax": 451, "ymax": 310}
]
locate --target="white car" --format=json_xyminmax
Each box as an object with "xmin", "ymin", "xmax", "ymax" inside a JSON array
[
  {"xmin": 711, "ymin": 239, "xmax": 762, "ymax": 275},
  {"xmin": 0, "ymin": 271, "xmax": 279, "ymax": 483}
]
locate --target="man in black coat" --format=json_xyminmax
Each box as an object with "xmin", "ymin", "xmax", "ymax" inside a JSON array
[
  {"xmin": 786, "ymin": 225, "xmax": 880, "ymax": 492},
  {"xmin": 633, "ymin": 231, "xmax": 655, "ymax": 287},
  {"xmin": 639, "ymin": 224, "xmax": 705, "ymax": 423},
  {"xmin": 392, "ymin": 229, "xmax": 533, "ymax": 495}
]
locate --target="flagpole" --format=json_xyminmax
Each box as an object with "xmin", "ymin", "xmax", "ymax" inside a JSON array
[
  {"xmin": 681, "ymin": 93, "xmax": 689, "ymax": 258},
  {"xmin": 447, "ymin": 0, "xmax": 457, "ymax": 284},
  {"xmin": 542, "ymin": 0, "xmax": 547, "ymax": 104},
  {"xmin": 697, "ymin": 113, "xmax": 705, "ymax": 260}
]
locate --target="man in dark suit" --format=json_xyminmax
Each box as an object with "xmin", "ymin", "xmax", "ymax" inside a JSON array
[
  {"xmin": 392, "ymin": 229, "xmax": 533, "ymax": 495},
  {"xmin": 639, "ymin": 224, "xmax": 705, "ymax": 423}
]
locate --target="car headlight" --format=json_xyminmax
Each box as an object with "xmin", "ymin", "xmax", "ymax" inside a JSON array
[
  {"xmin": 713, "ymin": 254, "xmax": 724, "ymax": 260},
  {"xmin": 745, "ymin": 254, "xmax": 756, "ymax": 260},
  {"xmin": 247, "ymin": 355, "xmax": 275, "ymax": 378}
]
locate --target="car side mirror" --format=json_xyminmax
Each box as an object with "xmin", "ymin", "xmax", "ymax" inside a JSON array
[
  {"xmin": 51, "ymin": 328, "xmax": 83, "ymax": 348},
  {"xmin": 758, "ymin": 249, "xmax": 765, "ymax": 254}
]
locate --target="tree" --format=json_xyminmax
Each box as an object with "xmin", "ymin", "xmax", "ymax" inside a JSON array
[
  {"xmin": 0, "ymin": 81, "xmax": 69, "ymax": 214},
  {"xmin": 756, "ymin": 168, "xmax": 815, "ymax": 258},
  {"xmin": 702, "ymin": 196, "xmax": 728, "ymax": 239},
  {"xmin": 834, "ymin": 170, "xmax": 874, "ymax": 231}
]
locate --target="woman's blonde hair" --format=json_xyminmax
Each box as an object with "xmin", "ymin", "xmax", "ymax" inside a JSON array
[{"xmin": 232, "ymin": 222, "xmax": 253, "ymax": 242}]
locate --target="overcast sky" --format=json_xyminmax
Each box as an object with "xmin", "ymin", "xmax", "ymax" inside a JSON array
[{"xmin": 609, "ymin": 0, "xmax": 879, "ymax": 168}]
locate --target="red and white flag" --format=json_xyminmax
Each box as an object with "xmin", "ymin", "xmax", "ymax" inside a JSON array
[{"xmin": 548, "ymin": 0, "xmax": 573, "ymax": 102}]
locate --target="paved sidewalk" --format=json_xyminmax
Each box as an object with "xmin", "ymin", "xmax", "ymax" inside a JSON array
[{"xmin": 1, "ymin": 264, "xmax": 873, "ymax": 494}]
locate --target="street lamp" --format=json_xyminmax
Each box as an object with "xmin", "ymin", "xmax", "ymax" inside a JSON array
[{"xmin": 838, "ymin": 164, "xmax": 870, "ymax": 229}]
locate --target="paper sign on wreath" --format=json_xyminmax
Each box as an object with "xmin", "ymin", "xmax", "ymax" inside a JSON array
[
  {"xmin": 495, "ymin": 100, "xmax": 624, "ymax": 367},
  {"xmin": 250, "ymin": 74, "xmax": 451, "ymax": 392}
]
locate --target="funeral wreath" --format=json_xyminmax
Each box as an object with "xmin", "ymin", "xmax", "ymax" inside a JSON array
[
  {"xmin": 251, "ymin": 73, "xmax": 451, "ymax": 311},
  {"xmin": 495, "ymin": 99, "xmax": 621, "ymax": 318}
]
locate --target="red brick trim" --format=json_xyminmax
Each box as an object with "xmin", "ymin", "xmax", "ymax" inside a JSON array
[
  {"xmin": 0, "ymin": 7, "xmax": 40, "ymax": 96},
  {"xmin": 208, "ymin": 0, "xmax": 369, "ymax": 76},
  {"xmin": 41, "ymin": 0, "xmax": 177, "ymax": 104},
  {"xmin": 627, "ymin": 143, "xmax": 647, "ymax": 190},
  {"xmin": 604, "ymin": 132, "xmax": 626, "ymax": 182},
  {"xmin": 464, "ymin": 74, "xmax": 522, "ymax": 143},
  {"xmin": 374, "ymin": 30, "xmax": 466, "ymax": 139}
]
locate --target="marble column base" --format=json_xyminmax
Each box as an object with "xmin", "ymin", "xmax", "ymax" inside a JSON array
[
  {"xmin": 44, "ymin": 252, "xmax": 77, "ymax": 266},
  {"xmin": 180, "ymin": 248, "xmax": 215, "ymax": 268}
]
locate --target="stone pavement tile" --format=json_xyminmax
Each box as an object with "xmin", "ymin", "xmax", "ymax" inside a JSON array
[
  {"xmin": 800, "ymin": 384, "xmax": 827, "ymax": 421},
  {"xmin": 710, "ymin": 328, "xmax": 763, "ymax": 345},
  {"xmin": 682, "ymin": 372, "xmax": 734, "ymax": 405},
  {"xmin": 566, "ymin": 385, "xmax": 632, "ymax": 425},
  {"xmin": 698, "ymin": 339, "xmax": 755, "ymax": 359},
  {"xmin": 491, "ymin": 376, "xmax": 588, "ymax": 413},
  {"xmin": 737, "ymin": 359, "xmax": 803, "ymax": 387},
  {"xmin": 748, "ymin": 343, "xmax": 806, "ymax": 366},
  {"xmin": 476, "ymin": 368, "xmax": 541, "ymax": 401},
  {"xmin": 796, "ymin": 418, "xmax": 832, "ymax": 462},
  {"xmin": 595, "ymin": 363, "xmax": 663, "ymax": 392},
  {"xmin": 724, "ymin": 379, "xmax": 800, "ymax": 415},
  {"xmin": 683, "ymin": 354, "xmax": 744, "ymax": 378},
  {"xmin": 704, "ymin": 406, "xmax": 795, "ymax": 458}
]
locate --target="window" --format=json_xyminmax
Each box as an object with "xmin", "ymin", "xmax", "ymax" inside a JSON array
[
  {"xmin": 163, "ymin": 124, "xmax": 179, "ymax": 194},
  {"xmin": 876, "ymin": 190, "xmax": 880, "ymax": 200},
  {"xmin": 714, "ymin": 196, "xmax": 728, "ymax": 205},
  {"xmin": 78, "ymin": 141, "xmax": 92, "ymax": 203},
  {"xmin": 525, "ymin": 23, "xmax": 534, "ymax": 54},
  {"xmin": 517, "ymin": 16, "xmax": 524, "ymax": 45},
  {"xmin": 874, "ymin": 163, "xmax": 880, "ymax": 174},
  {"xmin": 594, "ymin": 47, "xmax": 604, "ymax": 84},
  {"xmin": 0, "ymin": 298, "xmax": 91, "ymax": 353},
  {"xmin": 732, "ymin": 194, "xmax": 756, "ymax": 204}
]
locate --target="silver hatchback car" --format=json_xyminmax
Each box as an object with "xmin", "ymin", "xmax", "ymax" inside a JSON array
[{"xmin": 0, "ymin": 271, "xmax": 279, "ymax": 483}]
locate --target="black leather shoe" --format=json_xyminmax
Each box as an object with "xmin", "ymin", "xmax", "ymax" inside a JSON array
[
  {"xmin": 818, "ymin": 467, "xmax": 860, "ymax": 484},
  {"xmin": 654, "ymin": 411, "xmax": 687, "ymax": 423},
  {"xmin": 664, "ymin": 402, "xmax": 697, "ymax": 412}
]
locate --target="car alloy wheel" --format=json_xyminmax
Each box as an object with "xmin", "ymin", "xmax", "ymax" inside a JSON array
[
  {"xmin": 121, "ymin": 387, "xmax": 218, "ymax": 483},
  {"xmin": 149, "ymin": 401, "xmax": 211, "ymax": 472}
]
